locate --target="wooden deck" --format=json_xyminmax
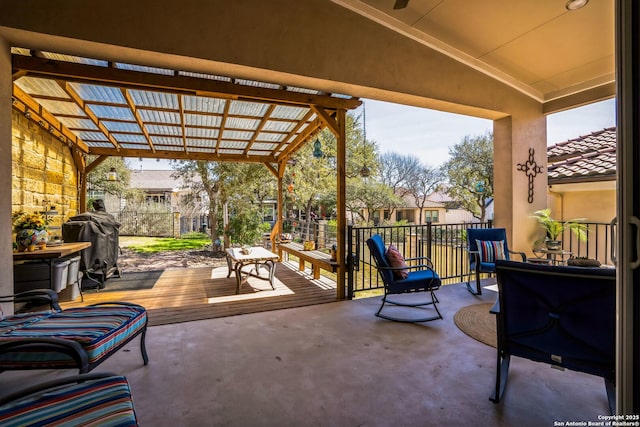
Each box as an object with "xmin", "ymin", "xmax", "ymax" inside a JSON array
[{"xmin": 60, "ymin": 262, "xmax": 337, "ymax": 326}]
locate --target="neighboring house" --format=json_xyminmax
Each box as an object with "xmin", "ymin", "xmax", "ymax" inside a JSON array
[
  {"xmin": 367, "ymin": 191, "xmax": 480, "ymax": 225},
  {"xmin": 547, "ymin": 127, "xmax": 616, "ymax": 223}
]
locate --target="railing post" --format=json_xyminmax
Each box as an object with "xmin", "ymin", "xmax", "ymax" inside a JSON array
[{"xmin": 426, "ymin": 221, "xmax": 433, "ymax": 260}]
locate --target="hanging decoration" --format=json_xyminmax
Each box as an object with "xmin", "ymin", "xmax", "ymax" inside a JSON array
[
  {"xmin": 517, "ymin": 148, "xmax": 543, "ymax": 204},
  {"xmin": 312, "ymin": 139, "xmax": 324, "ymax": 159}
]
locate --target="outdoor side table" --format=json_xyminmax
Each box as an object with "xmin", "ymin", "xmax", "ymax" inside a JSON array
[
  {"xmin": 532, "ymin": 248, "xmax": 572, "ymax": 265},
  {"xmin": 225, "ymin": 247, "xmax": 279, "ymax": 294}
]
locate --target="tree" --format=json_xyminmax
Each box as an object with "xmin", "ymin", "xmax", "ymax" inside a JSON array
[
  {"xmin": 86, "ymin": 156, "xmax": 132, "ymax": 210},
  {"xmin": 378, "ymin": 152, "xmax": 421, "ymax": 219},
  {"xmin": 283, "ymin": 111, "xmax": 379, "ymax": 226},
  {"xmin": 406, "ymin": 164, "xmax": 445, "ymax": 224},
  {"xmin": 443, "ymin": 132, "xmax": 494, "ymax": 222},
  {"xmin": 171, "ymin": 160, "xmax": 277, "ymax": 248},
  {"xmin": 345, "ymin": 179, "xmax": 401, "ymax": 225}
]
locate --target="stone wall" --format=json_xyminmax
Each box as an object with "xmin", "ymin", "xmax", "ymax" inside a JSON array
[{"xmin": 11, "ymin": 109, "xmax": 78, "ymax": 238}]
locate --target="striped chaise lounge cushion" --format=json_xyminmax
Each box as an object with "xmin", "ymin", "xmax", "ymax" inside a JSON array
[
  {"xmin": 0, "ymin": 304, "xmax": 147, "ymax": 371},
  {"xmin": 0, "ymin": 373, "xmax": 138, "ymax": 426}
]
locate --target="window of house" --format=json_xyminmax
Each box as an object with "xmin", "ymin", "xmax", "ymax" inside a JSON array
[{"xmin": 425, "ymin": 210, "xmax": 439, "ymax": 223}]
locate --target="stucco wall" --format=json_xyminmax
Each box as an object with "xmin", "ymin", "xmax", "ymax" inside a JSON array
[
  {"xmin": 548, "ymin": 189, "xmax": 616, "ymax": 224},
  {"xmin": 11, "ymin": 109, "xmax": 79, "ymax": 237}
]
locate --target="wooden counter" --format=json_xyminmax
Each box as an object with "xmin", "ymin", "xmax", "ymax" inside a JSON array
[{"xmin": 13, "ymin": 242, "xmax": 91, "ymax": 261}]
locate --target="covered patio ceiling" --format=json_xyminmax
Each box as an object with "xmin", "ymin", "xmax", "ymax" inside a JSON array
[{"xmin": 10, "ymin": 48, "xmax": 362, "ymax": 166}]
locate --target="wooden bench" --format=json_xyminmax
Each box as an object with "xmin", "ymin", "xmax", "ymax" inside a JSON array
[{"xmin": 278, "ymin": 242, "xmax": 338, "ymax": 279}]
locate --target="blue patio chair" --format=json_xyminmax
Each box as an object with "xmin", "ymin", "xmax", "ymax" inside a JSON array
[
  {"xmin": 490, "ymin": 260, "xmax": 616, "ymax": 414},
  {"xmin": 466, "ymin": 228, "xmax": 526, "ymax": 295},
  {"xmin": 366, "ymin": 234, "xmax": 442, "ymax": 322}
]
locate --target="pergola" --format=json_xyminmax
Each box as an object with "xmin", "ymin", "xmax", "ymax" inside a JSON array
[{"xmin": 11, "ymin": 49, "xmax": 362, "ymax": 298}]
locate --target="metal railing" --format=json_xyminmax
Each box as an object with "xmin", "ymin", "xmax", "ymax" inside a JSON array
[
  {"xmin": 346, "ymin": 221, "xmax": 613, "ymax": 299},
  {"xmin": 282, "ymin": 220, "xmax": 337, "ymax": 249},
  {"xmin": 114, "ymin": 211, "xmax": 175, "ymax": 237}
]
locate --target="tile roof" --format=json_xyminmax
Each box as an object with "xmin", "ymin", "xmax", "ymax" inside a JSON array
[{"xmin": 547, "ymin": 127, "xmax": 616, "ymax": 184}]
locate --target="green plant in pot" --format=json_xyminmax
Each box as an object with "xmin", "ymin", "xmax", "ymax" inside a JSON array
[{"xmin": 531, "ymin": 208, "xmax": 588, "ymax": 250}]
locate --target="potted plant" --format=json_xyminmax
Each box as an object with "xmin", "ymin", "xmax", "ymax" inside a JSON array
[
  {"xmin": 530, "ymin": 208, "xmax": 587, "ymax": 250},
  {"xmin": 12, "ymin": 211, "xmax": 49, "ymax": 251}
]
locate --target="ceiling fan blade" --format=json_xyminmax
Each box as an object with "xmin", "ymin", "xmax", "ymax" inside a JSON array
[{"xmin": 393, "ymin": 0, "xmax": 409, "ymax": 9}]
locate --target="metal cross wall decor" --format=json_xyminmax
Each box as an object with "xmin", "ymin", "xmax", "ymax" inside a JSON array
[{"xmin": 517, "ymin": 148, "xmax": 543, "ymax": 204}]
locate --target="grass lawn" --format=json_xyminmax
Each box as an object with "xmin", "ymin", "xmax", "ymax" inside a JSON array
[{"xmin": 119, "ymin": 233, "xmax": 211, "ymax": 253}]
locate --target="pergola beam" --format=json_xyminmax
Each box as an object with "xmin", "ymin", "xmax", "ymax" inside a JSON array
[
  {"xmin": 121, "ymin": 88, "xmax": 156, "ymax": 152},
  {"xmin": 89, "ymin": 147, "xmax": 277, "ymax": 163},
  {"xmin": 56, "ymin": 80, "xmax": 122, "ymax": 151},
  {"xmin": 13, "ymin": 54, "xmax": 361, "ymax": 111}
]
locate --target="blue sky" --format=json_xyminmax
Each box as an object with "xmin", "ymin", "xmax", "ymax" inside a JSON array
[{"xmin": 134, "ymin": 98, "xmax": 616, "ymax": 170}]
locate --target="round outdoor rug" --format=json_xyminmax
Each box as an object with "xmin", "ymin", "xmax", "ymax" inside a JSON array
[{"xmin": 453, "ymin": 303, "xmax": 497, "ymax": 348}]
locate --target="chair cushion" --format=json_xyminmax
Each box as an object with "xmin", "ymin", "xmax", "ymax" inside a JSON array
[
  {"xmin": 0, "ymin": 375, "xmax": 138, "ymax": 426},
  {"xmin": 385, "ymin": 245, "xmax": 409, "ymax": 279},
  {"xmin": 0, "ymin": 305, "xmax": 147, "ymax": 369},
  {"xmin": 476, "ymin": 239, "xmax": 506, "ymax": 263}
]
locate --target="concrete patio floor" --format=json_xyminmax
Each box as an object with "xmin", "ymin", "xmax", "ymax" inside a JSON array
[{"xmin": 1, "ymin": 281, "xmax": 610, "ymax": 426}]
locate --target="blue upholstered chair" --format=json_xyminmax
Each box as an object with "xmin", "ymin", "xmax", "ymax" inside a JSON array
[
  {"xmin": 366, "ymin": 234, "xmax": 442, "ymax": 322},
  {"xmin": 491, "ymin": 260, "xmax": 616, "ymax": 414},
  {"xmin": 466, "ymin": 228, "xmax": 526, "ymax": 295}
]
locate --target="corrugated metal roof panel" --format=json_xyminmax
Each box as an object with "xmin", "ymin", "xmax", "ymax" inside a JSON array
[
  {"xmin": 151, "ymin": 136, "xmax": 183, "ymax": 146},
  {"xmin": 84, "ymin": 141, "xmax": 113, "ymax": 148},
  {"xmin": 129, "ymin": 90, "xmax": 178, "ymax": 109},
  {"xmin": 183, "ymin": 96, "xmax": 226, "ymax": 113},
  {"xmin": 256, "ymin": 133, "xmax": 284, "ymax": 143},
  {"xmin": 77, "ymin": 131, "xmax": 109, "ymax": 141},
  {"xmin": 139, "ymin": 110, "xmax": 180, "ymax": 124},
  {"xmin": 248, "ymin": 150, "xmax": 270, "ymax": 155},
  {"xmin": 153, "ymin": 145, "xmax": 184, "ymax": 151},
  {"xmin": 229, "ymin": 101, "xmax": 267, "ymax": 117},
  {"xmin": 235, "ymin": 79, "xmax": 281, "ymax": 90},
  {"xmin": 184, "ymin": 113, "xmax": 221, "ymax": 127},
  {"xmin": 15, "ymin": 77, "xmax": 70, "ymax": 98},
  {"xmin": 38, "ymin": 100, "xmax": 86, "ymax": 116},
  {"xmin": 222, "ymin": 130, "xmax": 252, "ymax": 140},
  {"xmin": 114, "ymin": 134, "xmax": 147, "ymax": 143},
  {"xmin": 226, "ymin": 117, "xmax": 260, "ymax": 130},
  {"xmin": 287, "ymin": 86, "xmax": 319, "ymax": 95},
  {"xmin": 57, "ymin": 117, "xmax": 99, "ymax": 131},
  {"xmin": 70, "ymin": 83, "xmax": 126, "ymax": 104},
  {"xmin": 11, "ymin": 47, "xmax": 30, "ymax": 55},
  {"xmin": 263, "ymin": 121, "xmax": 294, "ymax": 133},
  {"xmin": 89, "ymin": 105, "xmax": 135, "ymax": 121},
  {"xmin": 41, "ymin": 52, "xmax": 108, "ymax": 67},
  {"xmin": 102, "ymin": 121, "xmax": 141, "ymax": 133},
  {"xmin": 251, "ymin": 142, "xmax": 278, "ymax": 150},
  {"xmin": 219, "ymin": 141, "xmax": 246, "ymax": 149},
  {"xmin": 147, "ymin": 125, "xmax": 182, "ymax": 135},
  {"xmin": 187, "ymin": 139, "xmax": 216, "ymax": 148},
  {"xmin": 217, "ymin": 149, "xmax": 242, "ymax": 154},
  {"xmin": 185, "ymin": 128, "xmax": 218, "ymax": 138},
  {"xmin": 271, "ymin": 105, "xmax": 307, "ymax": 120},
  {"xmin": 179, "ymin": 71, "xmax": 232, "ymax": 82},
  {"xmin": 115, "ymin": 63, "xmax": 174, "ymax": 75},
  {"xmin": 120, "ymin": 143, "xmax": 149, "ymax": 150},
  {"xmin": 189, "ymin": 147, "xmax": 217, "ymax": 153}
]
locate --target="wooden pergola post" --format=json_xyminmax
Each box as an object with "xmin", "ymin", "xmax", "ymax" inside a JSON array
[{"xmin": 336, "ymin": 109, "xmax": 347, "ymax": 299}]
